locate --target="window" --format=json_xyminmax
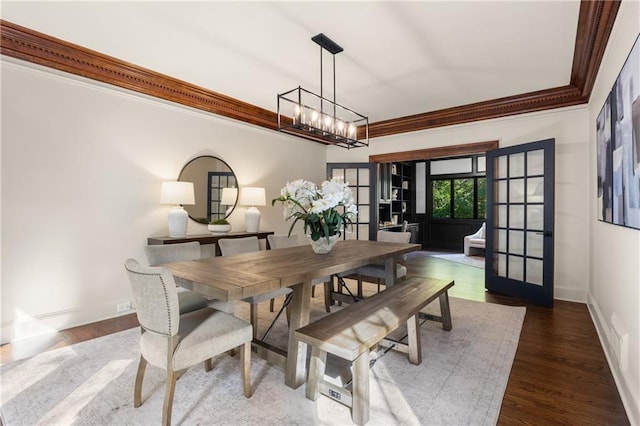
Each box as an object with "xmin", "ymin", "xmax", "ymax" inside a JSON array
[
  {"xmin": 431, "ymin": 177, "xmax": 485, "ymax": 219},
  {"xmin": 432, "ymin": 180, "xmax": 451, "ymax": 218},
  {"xmin": 429, "ymin": 154, "xmax": 486, "ymax": 220}
]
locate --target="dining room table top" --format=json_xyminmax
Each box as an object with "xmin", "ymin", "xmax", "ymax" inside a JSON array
[{"xmin": 162, "ymin": 239, "xmax": 421, "ymax": 301}]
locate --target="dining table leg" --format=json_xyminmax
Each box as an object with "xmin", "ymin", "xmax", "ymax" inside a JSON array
[
  {"xmin": 285, "ymin": 279, "xmax": 313, "ymax": 388},
  {"xmin": 384, "ymin": 257, "xmax": 398, "ymax": 288}
]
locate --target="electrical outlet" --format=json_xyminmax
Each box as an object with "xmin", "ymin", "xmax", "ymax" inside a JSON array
[{"xmin": 116, "ymin": 301, "xmax": 132, "ymax": 313}]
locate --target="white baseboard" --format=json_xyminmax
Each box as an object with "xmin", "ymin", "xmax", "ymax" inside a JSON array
[
  {"xmin": 0, "ymin": 302, "xmax": 134, "ymax": 346},
  {"xmin": 554, "ymin": 286, "xmax": 587, "ymax": 303},
  {"xmin": 588, "ymin": 294, "xmax": 639, "ymax": 426}
]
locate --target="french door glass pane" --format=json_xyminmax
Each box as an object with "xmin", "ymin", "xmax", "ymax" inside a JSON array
[
  {"xmin": 527, "ymin": 205, "xmax": 544, "ymax": 230},
  {"xmin": 510, "ymin": 153, "xmax": 525, "ymax": 177},
  {"xmin": 509, "ymin": 205, "xmax": 525, "ymax": 228},
  {"xmin": 358, "ymin": 168, "xmax": 370, "ymax": 182},
  {"xmin": 527, "ymin": 149, "xmax": 545, "ymax": 175},
  {"xmin": 509, "ymin": 178, "xmax": 525, "ymax": 202},
  {"xmin": 497, "ymin": 180, "xmax": 507, "ymax": 203},
  {"xmin": 526, "ymin": 231, "xmax": 544, "ymax": 258},
  {"xmin": 497, "ymin": 156, "xmax": 508, "ymax": 178},
  {"xmin": 497, "ymin": 254, "xmax": 507, "ymax": 277},
  {"xmin": 497, "ymin": 205, "xmax": 507, "ymax": 228},
  {"xmin": 358, "ymin": 206, "xmax": 370, "ymax": 222},
  {"xmin": 509, "ymin": 230, "xmax": 524, "ymax": 255},
  {"xmin": 527, "ymin": 258, "xmax": 544, "ymax": 285},
  {"xmin": 527, "ymin": 177, "xmax": 544, "ymax": 203},
  {"xmin": 358, "ymin": 187, "xmax": 370, "ymax": 204},
  {"xmin": 346, "ymin": 168, "xmax": 358, "ymax": 183},
  {"xmin": 477, "ymin": 178, "xmax": 486, "ymax": 218},
  {"xmin": 357, "ymin": 224, "xmax": 369, "ymax": 240},
  {"xmin": 497, "ymin": 229, "xmax": 507, "ymax": 251},
  {"xmin": 508, "ymin": 255, "xmax": 524, "ymax": 280}
]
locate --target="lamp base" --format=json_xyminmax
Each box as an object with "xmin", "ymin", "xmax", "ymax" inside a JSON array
[
  {"xmin": 167, "ymin": 206, "xmax": 188, "ymax": 238},
  {"xmin": 245, "ymin": 206, "xmax": 261, "ymax": 233}
]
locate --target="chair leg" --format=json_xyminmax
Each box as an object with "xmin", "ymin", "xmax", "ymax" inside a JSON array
[
  {"xmin": 240, "ymin": 341, "xmax": 252, "ymax": 398},
  {"xmin": 357, "ymin": 275, "xmax": 364, "ymax": 299},
  {"xmin": 162, "ymin": 369, "xmax": 178, "ymax": 426},
  {"xmin": 250, "ymin": 303, "xmax": 258, "ymax": 339},
  {"xmin": 312, "ymin": 285, "xmax": 316, "ymax": 298},
  {"xmin": 204, "ymin": 358, "xmax": 213, "ymax": 372},
  {"xmin": 134, "ymin": 355, "xmax": 147, "ymax": 408},
  {"xmin": 269, "ymin": 298, "xmax": 275, "ymax": 312}
]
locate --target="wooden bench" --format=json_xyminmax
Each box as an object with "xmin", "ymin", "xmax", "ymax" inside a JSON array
[{"xmin": 295, "ymin": 277, "xmax": 454, "ymax": 425}]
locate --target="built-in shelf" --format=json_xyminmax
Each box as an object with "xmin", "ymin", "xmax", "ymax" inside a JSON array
[{"xmin": 379, "ymin": 162, "xmax": 414, "ymax": 227}]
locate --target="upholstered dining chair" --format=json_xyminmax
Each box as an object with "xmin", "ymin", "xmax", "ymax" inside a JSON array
[
  {"xmin": 218, "ymin": 236, "xmax": 293, "ymax": 338},
  {"xmin": 267, "ymin": 234, "xmax": 332, "ymax": 313},
  {"xmin": 124, "ymin": 259, "xmax": 252, "ymax": 426},
  {"xmin": 145, "ymin": 242, "xmax": 234, "ymax": 314},
  {"xmin": 355, "ymin": 230, "xmax": 412, "ymax": 296}
]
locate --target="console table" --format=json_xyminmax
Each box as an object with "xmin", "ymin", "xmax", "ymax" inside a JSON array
[{"xmin": 147, "ymin": 231, "xmax": 274, "ymax": 256}]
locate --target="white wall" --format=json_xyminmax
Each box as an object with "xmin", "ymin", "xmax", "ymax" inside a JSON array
[
  {"xmin": 587, "ymin": 1, "xmax": 640, "ymax": 423},
  {"xmin": 0, "ymin": 59, "xmax": 327, "ymax": 343},
  {"xmin": 329, "ymin": 106, "xmax": 591, "ymax": 303}
]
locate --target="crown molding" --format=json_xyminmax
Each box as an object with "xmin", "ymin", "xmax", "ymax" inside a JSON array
[
  {"xmin": 0, "ymin": 19, "xmax": 278, "ymax": 130},
  {"xmin": 570, "ymin": 0, "xmax": 621, "ymax": 98},
  {"xmin": 0, "ymin": 1, "xmax": 620, "ymax": 142},
  {"xmin": 366, "ymin": 85, "xmax": 585, "ymax": 138},
  {"xmin": 366, "ymin": 0, "xmax": 620, "ymax": 138}
]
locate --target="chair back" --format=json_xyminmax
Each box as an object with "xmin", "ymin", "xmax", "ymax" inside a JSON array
[
  {"xmin": 268, "ymin": 234, "xmax": 304, "ymax": 249},
  {"xmin": 377, "ymin": 230, "xmax": 411, "ymax": 244},
  {"xmin": 144, "ymin": 242, "xmax": 201, "ymax": 266},
  {"xmin": 124, "ymin": 259, "xmax": 180, "ymax": 336},
  {"xmin": 218, "ymin": 236, "xmax": 259, "ymax": 256}
]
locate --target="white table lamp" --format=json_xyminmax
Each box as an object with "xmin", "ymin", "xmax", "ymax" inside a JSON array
[
  {"xmin": 160, "ymin": 181, "xmax": 195, "ymax": 238},
  {"xmin": 221, "ymin": 187, "xmax": 238, "ymax": 217},
  {"xmin": 239, "ymin": 187, "xmax": 266, "ymax": 233}
]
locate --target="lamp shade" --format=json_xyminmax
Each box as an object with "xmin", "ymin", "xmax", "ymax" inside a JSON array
[
  {"xmin": 160, "ymin": 181, "xmax": 195, "ymax": 205},
  {"xmin": 221, "ymin": 187, "xmax": 238, "ymax": 205},
  {"xmin": 239, "ymin": 187, "xmax": 266, "ymax": 206}
]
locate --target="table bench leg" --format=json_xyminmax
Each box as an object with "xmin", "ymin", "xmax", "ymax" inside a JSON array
[
  {"xmin": 352, "ymin": 351, "xmax": 370, "ymax": 426},
  {"xmin": 439, "ymin": 291, "xmax": 453, "ymax": 331},
  {"xmin": 406, "ymin": 314, "xmax": 422, "ymax": 365},
  {"xmin": 306, "ymin": 347, "xmax": 326, "ymax": 401}
]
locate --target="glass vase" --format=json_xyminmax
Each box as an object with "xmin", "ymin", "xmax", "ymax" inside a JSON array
[{"xmin": 308, "ymin": 234, "xmax": 340, "ymax": 254}]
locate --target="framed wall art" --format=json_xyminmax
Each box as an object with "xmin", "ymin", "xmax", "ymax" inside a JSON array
[{"xmin": 597, "ymin": 34, "xmax": 640, "ymax": 230}]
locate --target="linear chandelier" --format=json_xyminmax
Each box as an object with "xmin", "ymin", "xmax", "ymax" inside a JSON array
[{"xmin": 277, "ymin": 33, "xmax": 369, "ymax": 149}]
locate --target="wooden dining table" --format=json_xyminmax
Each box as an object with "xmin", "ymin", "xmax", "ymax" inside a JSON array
[{"xmin": 162, "ymin": 239, "xmax": 421, "ymax": 389}]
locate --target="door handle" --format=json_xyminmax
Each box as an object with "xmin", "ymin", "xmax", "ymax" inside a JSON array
[{"xmin": 535, "ymin": 231, "xmax": 552, "ymax": 237}]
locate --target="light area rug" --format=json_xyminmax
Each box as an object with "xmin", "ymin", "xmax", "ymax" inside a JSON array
[
  {"xmin": 427, "ymin": 253, "xmax": 485, "ymax": 269},
  {"xmin": 0, "ymin": 297, "xmax": 524, "ymax": 425}
]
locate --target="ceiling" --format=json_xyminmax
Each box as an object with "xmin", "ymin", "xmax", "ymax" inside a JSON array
[{"xmin": 0, "ymin": 1, "xmax": 618, "ymax": 141}]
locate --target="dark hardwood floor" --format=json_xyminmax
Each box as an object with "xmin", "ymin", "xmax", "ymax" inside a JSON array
[{"xmin": 0, "ymin": 252, "xmax": 629, "ymax": 425}]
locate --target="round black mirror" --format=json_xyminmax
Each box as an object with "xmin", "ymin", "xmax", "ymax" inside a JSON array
[{"xmin": 178, "ymin": 155, "xmax": 238, "ymax": 223}]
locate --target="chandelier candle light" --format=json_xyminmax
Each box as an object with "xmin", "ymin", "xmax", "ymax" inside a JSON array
[
  {"xmin": 160, "ymin": 181, "xmax": 195, "ymax": 238},
  {"xmin": 272, "ymin": 178, "xmax": 358, "ymax": 254},
  {"xmin": 277, "ymin": 33, "xmax": 369, "ymax": 149}
]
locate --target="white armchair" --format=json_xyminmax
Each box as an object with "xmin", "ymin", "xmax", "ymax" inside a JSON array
[{"xmin": 464, "ymin": 223, "xmax": 486, "ymax": 256}]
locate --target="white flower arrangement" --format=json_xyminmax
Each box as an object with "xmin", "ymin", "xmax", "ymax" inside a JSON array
[{"xmin": 272, "ymin": 178, "xmax": 358, "ymax": 242}]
